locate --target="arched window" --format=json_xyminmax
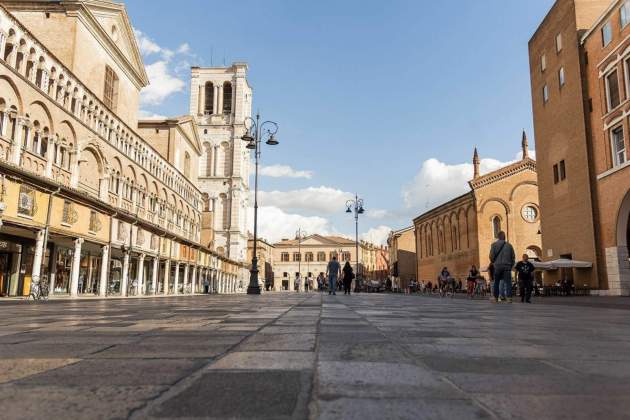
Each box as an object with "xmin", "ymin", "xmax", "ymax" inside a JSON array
[
  {"xmin": 104, "ymin": 66, "xmax": 119, "ymax": 111},
  {"xmin": 223, "ymin": 81, "xmax": 232, "ymax": 114},
  {"xmin": 492, "ymin": 216, "xmax": 501, "ymax": 239},
  {"xmin": 204, "ymin": 82, "xmax": 214, "ymax": 115}
]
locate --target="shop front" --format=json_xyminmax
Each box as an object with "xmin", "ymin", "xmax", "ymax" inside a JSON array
[{"xmin": 0, "ymin": 233, "xmax": 37, "ymax": 297}]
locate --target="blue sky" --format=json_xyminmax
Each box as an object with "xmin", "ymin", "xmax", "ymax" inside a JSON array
[{"xmin": 126, "ymin": 0, "xmax": 556, "ymax": 244}]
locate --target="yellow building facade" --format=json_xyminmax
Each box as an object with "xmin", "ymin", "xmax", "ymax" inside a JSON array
[{"xmin": 0, "ymin": 2, "xmax": 241, "ymax": 298}]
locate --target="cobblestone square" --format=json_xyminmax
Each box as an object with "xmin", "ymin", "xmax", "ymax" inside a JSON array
[{"xmin": 1, "ymin": 294, "xmax": 630, "ymax": 419}]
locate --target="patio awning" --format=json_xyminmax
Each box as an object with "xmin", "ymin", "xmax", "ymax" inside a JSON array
[{"xmin": 534, "ymin": 259, "xmax": 593, "ymax": 270}]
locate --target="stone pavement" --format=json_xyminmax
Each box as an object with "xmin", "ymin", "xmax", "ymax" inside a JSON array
[{"xmin": 1, "ymin": 293, "xmax": 630, "ymax": 419}]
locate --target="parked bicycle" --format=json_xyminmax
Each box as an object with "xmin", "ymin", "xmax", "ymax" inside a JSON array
[{"xmin": 28, "ymin": 278, "xmax": 49, "ymax": 301}]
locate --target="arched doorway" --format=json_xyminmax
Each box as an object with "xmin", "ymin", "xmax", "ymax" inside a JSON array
[{"xmin": 614, "ymin": 189, "xmax": 630, "ymax": 294}]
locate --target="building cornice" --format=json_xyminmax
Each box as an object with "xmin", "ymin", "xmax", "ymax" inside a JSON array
[{"xmin": 468, "ymin": 158, "xmax": 537, "ymax": 190}]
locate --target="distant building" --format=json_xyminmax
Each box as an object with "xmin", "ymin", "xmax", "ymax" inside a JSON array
[
  {"xmin": 272, "ymin": 234, "xmax": 383, "ymax": 291},
  {"xmin": 413, "ymin": 138, "xmax": 542, "ymax": 283},
  {"xmin": 247, "ymin": 236, "xmax": 274, "ymax": 290},
  {"xmin": 387, "ymin": 226, "xmax": 416, "ymax": 290},
  {"xmin": 529, "ymin": 0, "xmax": 630, "ymax": 294}
]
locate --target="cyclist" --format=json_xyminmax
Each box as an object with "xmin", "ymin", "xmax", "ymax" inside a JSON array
[{"xmin": 467, "ymin": 265, "xmax": 480, "ymax": 299}]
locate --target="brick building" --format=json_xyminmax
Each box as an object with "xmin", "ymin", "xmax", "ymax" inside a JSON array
[
  {"xmin": 413, "ymin": 139, "xmax": 542, "ymax": 283},
  {"xmin": 529, "ymin": 0, "xmax": 630, "ymax": 294},
  {"xmin": 387, "ymin": 226, "xmax": 416, "ymax": 289}
]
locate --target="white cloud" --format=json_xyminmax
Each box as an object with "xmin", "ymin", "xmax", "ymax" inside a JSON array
[
  {"xmin": 177, "ymin": 43, "xmax": 191, "ymax": 54},
  {"xmin": 259, "ymin": 186, "xmax": 353, "ymax": 214},
  {"xmin": 402, "ymin": 150, "xmax": 536, "ymax": 213},
  {"xmin": 141, "ymin": 61, "xmax": 186, "ymax": 106},
  {"xmin": 249, "ymin": 206, "xmax": 334, "ymax": 243},
  {"xmin": 366, "ymin": 208, "xmax": 389, "ymax": 220},
  {"xmin": 134, "ymin": 29, "xmax": 164, "ymax": 56},
  {"xmin": 138, "ymin": 109, "xmax": 167, "ymax": 120},
  {"xmin": 259, "ymin": 164, "xmax": 313, "ymax": 179},
  {"xmin": 361, "ymin": 225, "xmax": 392, "ymax": 246},
  {"xmin": 134, "ymin": 28, "xmax": 201, "ymax": 108}
]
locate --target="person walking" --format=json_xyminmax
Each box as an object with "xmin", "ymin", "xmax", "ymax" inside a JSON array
[
  {"xmin": 203, "ymin": 277, "xmax": 210, "ymax": 294},
  {"xmin": 317, "ymin": 273, "xmax": 324, "ymax": 292},
  {"xmin": 489, "ymin": 231, "xmax": 516, "ymax": 303},
  {"xmin": 326, "ymin": 256, "xmax": 341, "ymax": 295},
  {"xmin": 515, "ymin": 254, "xmax": 535, "ymax": 303},
  {"xmin": 304, "ymin": 275, "xmax": 310, "ymax": 292},
  {"xmin": 342, "ymin": 261, "xmax": 354, "ymax": 295},
  {"xmin": 294, "ymin": 273, "xmax": 301, "ymax": 293}
]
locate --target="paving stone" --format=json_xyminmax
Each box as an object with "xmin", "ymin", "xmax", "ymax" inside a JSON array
[
  {"xmin": 88, "ymin": 343, "xmax": 232, "ymax": 359},
  {"xmin": 0, "ymin": 384, "xmax": 165, "ymax": 420},
  {"xmin": 209, "ymin": 351, "xmax": 315, "ymax": 370},
  {"xmin": 17, "ymin": 358, "xmax": 204, "ymax": 386},
  {"xmin": 150, "ymin": 370, "xmax": 310, "ymax": 419},
  {"xmin": 0, "ymin": 358, "xmax": 80, "ymax": 384},
  {"xmin": 318, "ymin": 397, "xmax": 492, "ymax": 420},
  {"xmin": 239, "ymin": 333, "xmax": 316, "ymax": 351}
]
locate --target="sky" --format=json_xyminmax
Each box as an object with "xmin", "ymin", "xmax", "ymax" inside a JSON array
[{"xmin": 125, "ymin": 0, "xmax": 556, "ymax": 245}]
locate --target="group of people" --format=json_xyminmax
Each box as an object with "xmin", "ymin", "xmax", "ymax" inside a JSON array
[
  {"xmin": 419, "ymin": 231, "xmax": 536, "ymax": 303},
  {"xmin": 290, "ymin": 256, "xmax": 355, "ymax": 295}
]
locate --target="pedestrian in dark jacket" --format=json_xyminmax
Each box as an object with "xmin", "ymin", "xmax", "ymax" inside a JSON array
[
  {"xmin": 515, "ymin": 254, "xmax": 535, "ymax": 303},
  {"xmin": 489, "ymin": 231, "xmax": 516, "ymax": 303},
  {"xmin": 342, "ymin": 262, "xmax": 354, "ymax": 295}
]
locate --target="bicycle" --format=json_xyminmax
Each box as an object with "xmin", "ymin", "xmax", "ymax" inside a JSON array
[{"xmin": 28, "ymin": 279, "xmax": 49, "ymax": 301}]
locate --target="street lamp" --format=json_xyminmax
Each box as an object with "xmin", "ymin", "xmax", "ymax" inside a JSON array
[
  {"xmin": 244, "ymin": 112, "xmax": 279, "ymax": 295},
  {"xmin": 296, "ymin": 228, "xmax": 307, "ymax": 285},
  {"xmin": 346, "ymin": 194, "xmax": 365, "ymax": 285}
]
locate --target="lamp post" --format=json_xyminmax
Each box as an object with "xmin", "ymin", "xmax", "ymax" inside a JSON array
[
  {"xmin": 242, "ymin": 112, "xmax": 279, "ymax": 295},
  {"xmin": 346, "ymin": 194, "xmax": 365, "ymax": 285},
  {"xmin": 296, "ymin": 229, "xmax": 307, "ymax": 289}
]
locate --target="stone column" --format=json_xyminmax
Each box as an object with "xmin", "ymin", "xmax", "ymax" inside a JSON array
[
  {"xmin": 173, "ymin": 262, "xmax": 180, "ymax": 295},
  {"xmin": 10, "ymin": 117, "xmax": 25, "ymax": 165},
  {"xmin": 183, "ymin": 263, "xmax": 190, "ymax": 294},
  {"xmin": 0, "ymin": 112, "xmax": 7, "ymax": 138},
  {"xmin": 121, "ymin": 250, "xmax": 130, "ymax": 297},
  {"xmin": 45, "ymin": 137, "xmax": 54, "ymax": 177},
  {"xmin": 191, "ymin": 265, "xmax": 197, "ymax": 294},
  {"xmin": 31, "ymin": 230, "xmax": 45, "ymax": 285},
  {"xmin": 218, "ymin": 84, "xmax": 224, "ymax": 114},
  {"xmin": 163, "ymin": 259, "xmax": 171, "ymax": 295},
  {"xmin": 213, "ymin": 84, "xmax": 219, "ymax": 115},
  {"xmin": 151, "ymin": 257, "xmax": 159, "ymax": 295},
  {"xmin": 136, "ymin": 253, "xmax": 145, "ymax": 296},
  {"xmin": 98, "ymin": 245, "xmax": 109, "ymax": 297},
  {"xmin": 99, "ymin": 174, "xmax": 110, "ymax": 201},
  {"xmin": 69, "ymin": 238, "xmax": 84, "ymax": 297}
]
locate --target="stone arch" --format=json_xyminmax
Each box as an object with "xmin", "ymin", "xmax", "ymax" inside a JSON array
[
  {"xmin": 0, "ymin": 75, "xmax": 23, "ymax": 113},
  {"xmin": 27, "ymin": 100, "xmax": 53, "ymax": 132},
  {"xmin": 616, "ymin": 189, "xmax": 630, "ymax": 247},
  {"xmin": 78, "ymin": 147, "xmax": 104, "ymax": 193},
  {"xmin": 509, "ymin": 180, "xmax": 538, "ymax": 201},
  {"xmin": 480, "ymin": 197, "xmax": 510, "ymax": 215},
  {"xmin": 57, "ymin": 120, "xmax": 76, "ymax": 148}
]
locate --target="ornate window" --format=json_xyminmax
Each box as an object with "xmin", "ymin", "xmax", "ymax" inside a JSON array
[
  {"xmin": 305, "ymin": 252, "xmax": 313, "ymax": 262},
  {"xmin": 62, "ymin": 200, "xmax": 78, "ymax": 225},
  {"xmin": 343, "ymin": 252, "xmax": 351, "ymax": 262},
  {"xmin": 317, "ymin": 251, "xmax": 326, "ymax": 262},
  {"xmin": 606, "ymin": 70, "xmax": 620, "ymax": 111},
  {"xmin": 18, "ymin": 185, "xmax": 36, "ymax": 217},
  {"xmin": 103, "ymin": 66, "xmax": 119, "ymax": 111},
  {"xmin": 521, "ymin": 205, "xmax": 538, "ymax": 223},
  {"xmin": 281, "ymin": 252, "xmax": 289, "ymax": 262},
  {"xmin": 293, "ymin": 252, "xmax": 301, "ymax": 262},
  {"xmin": 89, "ymin": 211, "xmax": 102, "ymax": 233}
]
